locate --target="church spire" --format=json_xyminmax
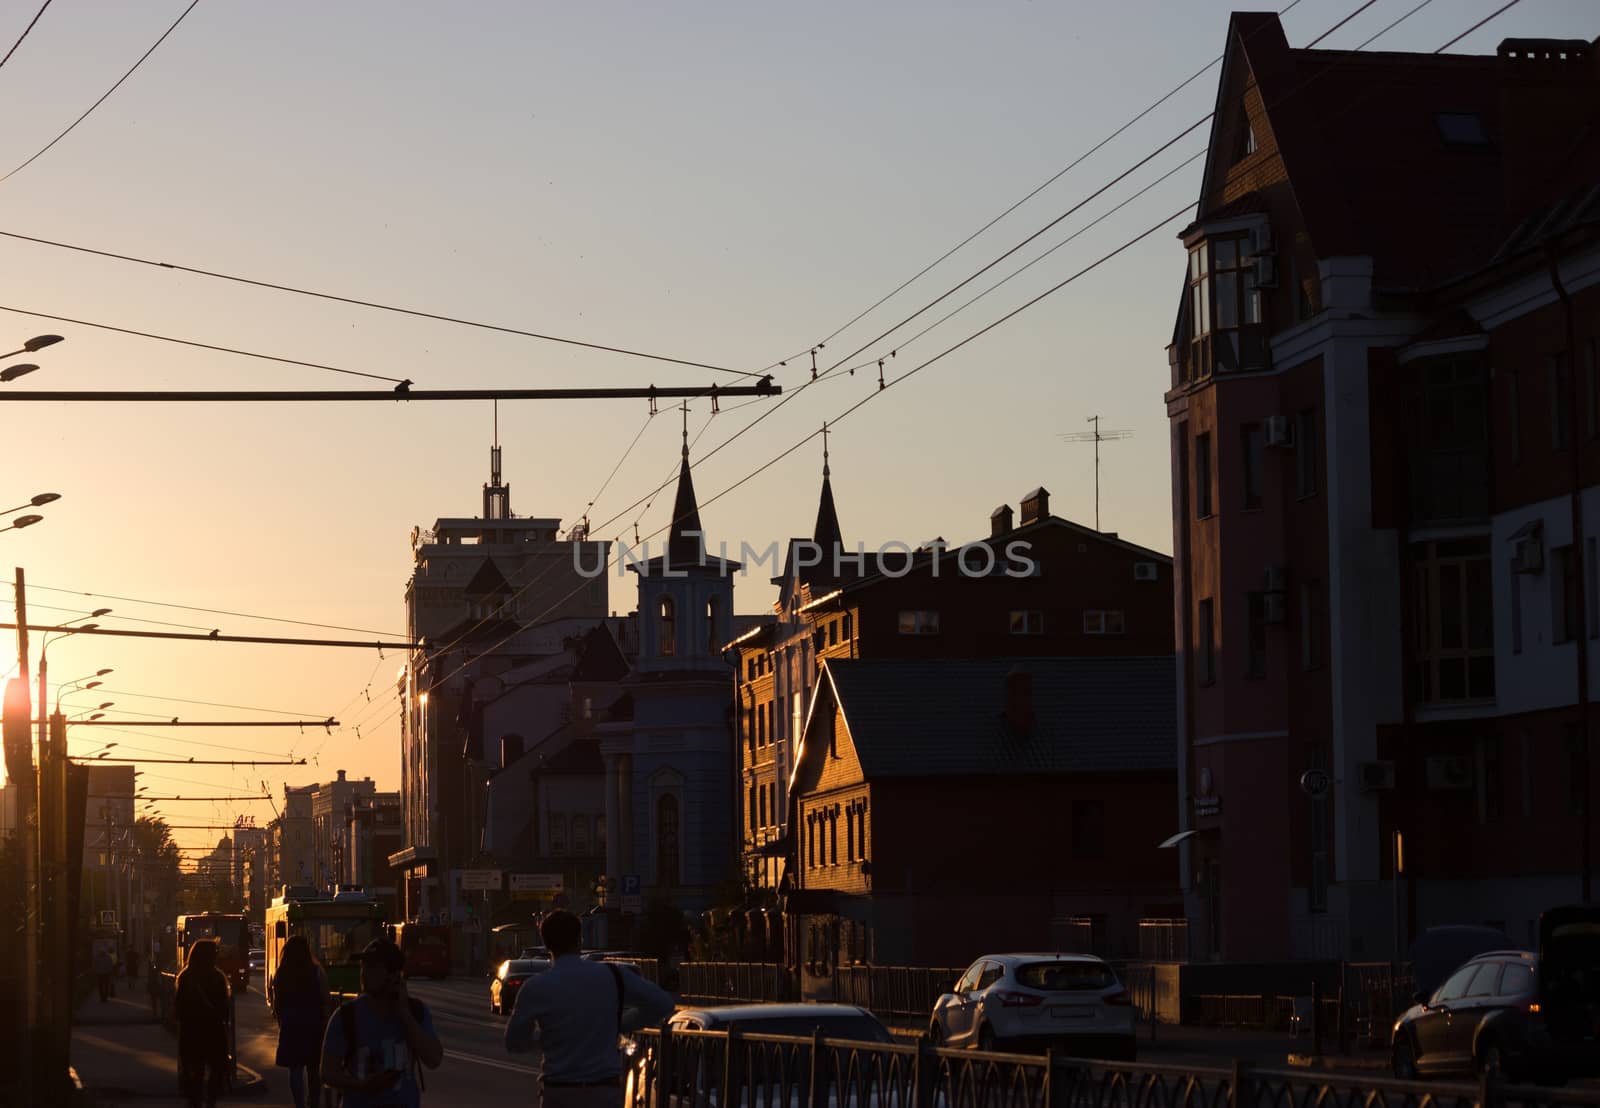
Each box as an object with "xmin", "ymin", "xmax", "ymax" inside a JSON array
[
  {"xmin": 812, "ymin": 422, "xmax": 842, "ymax": 555},
  {"xmin": 667, "ymin": 402, "xmax": 705, "ymax": 566}
]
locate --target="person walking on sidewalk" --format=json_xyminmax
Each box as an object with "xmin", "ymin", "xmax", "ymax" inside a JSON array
[
  {"xmin": 271, "ymin": 935, "xmax": 328, "ymax": 1108},
  {"xmin": 505, "ymin": 910, "xmax": 675, "ymax": 1108},
  {"xmin": 175, "ymin": 940, "xmax": 232, "ymax": 1108},
  {"xmin": 94, "ymin": 945, "xmax": 117, "ymax": 1002},
  {"xmin": 322, "ymin": 938, "xmax": 443, "ymax": 1108}
]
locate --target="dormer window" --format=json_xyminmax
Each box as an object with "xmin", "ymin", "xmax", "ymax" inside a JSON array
[{"xmin": 659, "ymin": 596, "xmax": 676, "ymax": 657}]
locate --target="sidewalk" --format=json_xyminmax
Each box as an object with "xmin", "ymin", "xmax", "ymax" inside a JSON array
[{"xmin": 71, "ymin": 989, "xmax": 266, "ymax": 1105}]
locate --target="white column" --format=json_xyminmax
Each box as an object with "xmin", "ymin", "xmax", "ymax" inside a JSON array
[
  {"xmin": 604, "ymin": 754, "xmax": 621, "ymax": 879},
  {"xmin": 619, "ymin": 754, "xmax": 634, "ymax": 876}
]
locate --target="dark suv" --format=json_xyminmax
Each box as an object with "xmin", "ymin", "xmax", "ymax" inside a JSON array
[{"xmin": 1391, "ymin": 906, "xmax": 1600, "ymax": 1084}]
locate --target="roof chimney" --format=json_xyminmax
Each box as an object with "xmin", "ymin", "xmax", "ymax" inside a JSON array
[
  {"xmin": 1019, "ymin": 487, "xmax": 1050, "ymax": 526},
  {"xmin": 336, "ymin": 769, "xmax": 346, "ymax": 782},
  {"xmin": 1004, "ymin": 668, "xmax": 1034, "ymax": 736},
  {"xmin": 991, "ymin": 504, "xmax": 1014, "ymax": 538}
]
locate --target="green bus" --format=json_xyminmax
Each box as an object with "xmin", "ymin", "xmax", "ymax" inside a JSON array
[{"xmin": 263, "ymin": 885, "xmax": 387, "ymax": 1002}]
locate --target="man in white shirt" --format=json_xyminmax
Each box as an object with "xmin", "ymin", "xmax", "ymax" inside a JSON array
[{"xmin": 505, "ymin": 911, "xmax": 675, "ymax": 1108}]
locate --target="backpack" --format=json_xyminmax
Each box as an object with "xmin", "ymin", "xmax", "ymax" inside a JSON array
[{"xmin": 337, "ymin": 996, "xmax": 429, "ymax": 1095}]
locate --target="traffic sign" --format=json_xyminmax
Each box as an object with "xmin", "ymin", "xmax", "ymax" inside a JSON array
[
  {"xmin": 510, "ymin": 873, "xmax": 564, "ymax": 893},
  {"xmin": 461, "ymin": 869, "xmax": 502, "ymax": 891},
  {"xmin": 1299, "ymin": 769, "xmax": 1330, "ymax": 799},
  {"xmin": 620, "ymin": 875, "xmax": 641, "ymax": 896}
]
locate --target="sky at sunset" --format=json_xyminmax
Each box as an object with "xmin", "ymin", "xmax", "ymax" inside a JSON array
[{"xmin": 1, "ymin": 0, "xmax": 1593, "ymax": 857}]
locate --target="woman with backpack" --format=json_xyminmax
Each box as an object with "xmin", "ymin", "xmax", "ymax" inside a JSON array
[
  {"xmin": 174, "ymin": 939, "xmax": 231, "ymax": 1108},
  {"xmin": 271, "ymin": 935, "xmax": 329, "ymax": 1108}
]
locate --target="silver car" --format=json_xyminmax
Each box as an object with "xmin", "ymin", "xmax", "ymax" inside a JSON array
[{"xmin": 930, "ymin": 953, "xmax": 1136, "ymax": 1059}]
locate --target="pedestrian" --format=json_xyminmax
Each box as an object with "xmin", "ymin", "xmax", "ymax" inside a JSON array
[
  {"xmin": 94, "ymin": 945, "xmax": 116, "ymax": 1002},
  {"xmin": 271, "ymin": 935, "xmax": 328, "ymax": 1108},
  {"xmin": 175, "ymin": 939, "xmax": 231, "ymax": 1108},
  {"xmin": 322, "ymin": 938, "xmax": 442, "ymax": 1108},
  {"xmin": 505, "ymin": 910, "xmax": 675, "ymax": 1108}
]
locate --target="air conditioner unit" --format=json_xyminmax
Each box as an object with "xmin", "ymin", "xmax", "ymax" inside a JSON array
[
  {"xmin": 1134, "ymin": 562, "xmax": 1159, "ymax": 582},
  {"xmin": 1359, "ymin": 761, "xmax": 1395, "ymax": 792},
  {"xmin": 1265, "ymin": 414, "xmax": 1294, "ymax": 447},
  {"xmin": 1264, "ymin": 564, "xmax": 1288, "ymax": 593},
  {"xmin": 1513, "ymin": 534, "xmax": 1545, "ymax": 575},
  {"xmin": 1263, "ymin": 593, "xmax": 1287, "ymax": 624},
  {"xmin": 1254, "ymin": 254, "xmax": 1279, "ymax": 289}
]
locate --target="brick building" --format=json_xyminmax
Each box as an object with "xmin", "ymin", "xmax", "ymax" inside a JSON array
[
  {"xmin": 789, "ymin": 656, "xmax": 1178, "ymax": 983},
  {"xmin": 1165, "ymin": 14, "xmax": 1600, "ymax": 960},
  {"xmin": 346, "ymin": 792, "xmax": 402, "ymax": 920}
]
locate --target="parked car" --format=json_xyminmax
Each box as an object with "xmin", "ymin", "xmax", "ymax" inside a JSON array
[
  {"xmin": 490, "ymin": 957, "xmax": 550, "ymax": 1015},
  {"xmin": 1391, "ymin": 905, "xmax": 1600, "ymax": 1083},
  {"xmin": 930, "ymin": 953, "xmax": 1136, "ymax": 1059},
  {"xmin": 1408, "ymin": 924, "xmax": 1512, "ymax": 999},
  {"xmin": 247, "ymin": 948, "xmax": 265, "ymax": 974}
]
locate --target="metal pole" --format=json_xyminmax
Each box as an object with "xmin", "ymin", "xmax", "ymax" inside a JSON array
[{"xmin": 12, "ymin": 569, "xmax": 36, "ymax": 1106}]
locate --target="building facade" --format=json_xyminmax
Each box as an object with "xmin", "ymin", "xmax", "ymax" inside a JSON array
[
  {"xmin": 310, "ymin": 770, "xmax": 375, "ymax": 893},
  {"xmin": 346, "ymin": 791, "xmax": 402, "ymax": 920},
  {"xmin": 1165, "ymin": 14, "xmax": 1600, "ymax": 960}
]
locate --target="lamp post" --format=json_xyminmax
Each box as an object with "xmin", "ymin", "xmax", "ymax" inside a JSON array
[
  {"xmin": 1, "ymin": 493, "xmax": 61, "ymax": 537},
  {"xmin": 0, "ymin": 335, "xmax": 62, "ymax": 386}
]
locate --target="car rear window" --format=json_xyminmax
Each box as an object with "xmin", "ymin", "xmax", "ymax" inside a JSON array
[
  {"xmin": 1498, "ymin": 963, "xmax": 1535, "ymax": 997},
  {"xmin": 507, "ymin": 960, "xmax": 546, "ymax": 975},
  {"xmin": 728, "ymin": 1016, "xmax": 893, "ymax": 1043},
  {"xmin": 1015, "ymin": 962, "xmax": 1117, "ymax": 991}
]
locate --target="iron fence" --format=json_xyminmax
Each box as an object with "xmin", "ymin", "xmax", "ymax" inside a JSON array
[
  {"xmin": 678, "ymin": 961, "xmax": 798, "ymax": 1005},
  {"xmin": 626, "ymin": 1026, "xmax": 1600, "ymax": 1108},
  {"xmin": 834, "ymin": 966, "xmax": 967, "ymax": 1020},
  {"xmin": 1137, "ymin": 920, "xmax": 1189, "ymax": 964}
]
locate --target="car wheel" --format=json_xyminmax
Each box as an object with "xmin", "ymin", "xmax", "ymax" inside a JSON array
[
  {"xmin": 1392, "ymin": 1037, "xmax": 1419, "ymax": 1080},
  {"xmin": 1476, "ymin": 1040, "xmax": 1512, "ymax": 1083},
  {"xmin": 978, "ymin": 1026, "xmax": 996, "ymax": 1053}
]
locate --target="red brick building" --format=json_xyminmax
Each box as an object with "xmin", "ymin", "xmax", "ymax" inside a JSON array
[
  {"xmin": 1167, "ymin": 15, "xmax": 1599, "ymax": 960},
  {"xmin": 788, "ymin": 656, "xmax": 1179, "ymax": 981}
]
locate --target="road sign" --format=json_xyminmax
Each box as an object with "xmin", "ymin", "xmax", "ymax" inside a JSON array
[
  {"xmin": 510, "ymin": 873, "xmax": 563, "ymax": 893},
  {"xmin": 620, "ymin": 875, "xmax": 641, "ymax": 896},
  {"xmin": 461, "ymin": 869, "xmax": 502, "ymax": 892}
]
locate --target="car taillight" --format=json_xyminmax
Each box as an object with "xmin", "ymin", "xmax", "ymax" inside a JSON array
[
  {"xmin": 1528, "ymin": 1002, "xmax": 1541, "ymax": 1015},
  {"xmin": 508, "ymin": 976, "xmax": 527, "ymax": 985},
  {"xmin": 996, "ymin": 991, "xmax": 1044, "ymax": 1007},
  {"xmin": 1103, "ymin": 989, "xmax": 1133, "ymax": 1006}
]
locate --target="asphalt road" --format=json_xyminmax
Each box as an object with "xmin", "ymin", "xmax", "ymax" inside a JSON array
[{"xmin": 234, "ymin": 975, "xmax": 542, "ymax": 1106}]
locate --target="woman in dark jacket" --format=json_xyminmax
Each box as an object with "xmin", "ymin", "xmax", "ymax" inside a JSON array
[
  {"xmin": 174, "ymin": 939, "xmax": 231, "ymax": 1108},
  {"xmin": 270, "ymin": 935, "xmax": 328, "ymax": 1108}
]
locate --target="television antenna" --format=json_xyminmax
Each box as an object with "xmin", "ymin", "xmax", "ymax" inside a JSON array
[{"xmin": 1059, "ymin": 415, "xmax": 1133, "ymax": 532}]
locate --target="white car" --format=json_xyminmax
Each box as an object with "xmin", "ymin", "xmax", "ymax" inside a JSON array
[
  {"xmin": 929, "ymin": 953, "xmax": 1136, "ymax": 1059},
  {"xmin": 248, "ymin": 949, "xmax": 265, "ymax": 974}
]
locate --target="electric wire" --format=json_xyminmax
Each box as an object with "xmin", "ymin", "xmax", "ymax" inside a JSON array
[
  {"xmin": 1434, "ymin": 0, "xmax": 1522, "ymax": 52},
  {"xmin": 1355, "ymin": 0, "xmax": 1439, "ymax": 49},
  {"xmin": 0, "ymin": 229, "xmax": 759, "ymax": 377},
  {"xmin": 0, "ymin": 0, "xmax": 203, "ymax": 183},
  {"xmin": 0, "ymin": 304, "xmax": 410, "ymax": 384},
  {"xmin": 24, "ymin": 583, "xmax": 406, "ymax": 638},
  {"xmin": 0, "ymin": 0, "xmax": 56, "ymax": 70}
]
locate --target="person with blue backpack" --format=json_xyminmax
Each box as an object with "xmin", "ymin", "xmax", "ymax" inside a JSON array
[{"xmin": 321, "ymin": 938, "xmax": 443, "ymax": 1107}]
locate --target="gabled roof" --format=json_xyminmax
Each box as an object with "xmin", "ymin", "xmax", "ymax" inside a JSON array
[
  {"xmin": 463, "ymin": 556, "xmax": 512, "ymax": 598},
  {"xmin": 570, "ymin": 623, "xmax": 629, "ymax": 682},
  {"xmin": 798, "ymin": 656, "xmax": 1175, "ymax": 783}
]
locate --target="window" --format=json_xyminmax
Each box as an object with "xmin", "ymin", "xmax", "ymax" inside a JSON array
[
  {"xmin": 1197, "ymin": 599, "xmax": 1216, "ymax": 686},
  {"xmin": 747, "ymin": 659, "xmax": 757, "ymax": 681},
  {"xmin": 1071, "ymin": 799, "xmax": 1105, "ymax": 859},
  {"xmin": 1241, "ymin": 424, "xmax": 1264, "ymax": 509},
  {"xmin": 897, "ymin": 610, "xmax": 940, "ymax": 635},
  {"xmin": 976, "ymin": 963, "xmax": 1004, "ymax": 991},
  {"xmin": 1434, "ymin": 965, "xmax": 1479, "ymax": 1004},
  {"xmin": 1301, "ymin": 581, "xmax": 1323, "ymax": 670},
  {"xmin": 706, "ymin": 595, "xmax": 720, "ymax": 654},
  {"xmin": 1499, "ymin": 963, "xmax": 1534, "ymax": 998},
  {"xmin": 1296, "ymin": 408, "xmax": 1318, "ymax": 496},
  {"xmin": 846, "ymin": 806, "xmax": 854, "ymax": 861},
  {"xmin": 1010, "ymin": 610, "xmax": 1044, "ymax": 635},
  {"xmin": 828, "ymin": 620, "xmax": 838, "ymax": 646},
  {"xmin": 758, "ymin": 786, "xmax": 768, "ymax": 829},
  {"xmin": 657, "ymin": 794, "xmax": 680, "ymax": 888},
  {"xmin": 748, "ymin": 786, "xmax": 758, "ymax": 833},
  {"xmin": 807, "ymin": 815, "xmax": 816, "ymax": 868},
  {"xmin": 1414, "ymin": 360, "xmax": 1490, "ymax": 523},
  {"xmin": 770, "ymin": 783, "xmax": 779, "ymax": 829},
  {"xmin": 1195, "ymin": 433, "xmax": 1214, "ymax": 517},
  {"xmin": 573, "ymin": 816, "xmax": 589, "ymax": 855},
  {"xmin": 1464, "ymin": 962, "xmax": 1503, "ymax": 997},
  {"xmin": 1246, "ymin": 592, "xmax": 1267, "ymax": 677},
  {"xmin": 842, "ymin": 613, "xmax": 853, "ymax": 641},
  {"xmin": 1550, "ymin": 355, "xmax": 1572, "ymax": 452},
  {"xmin": 1083, "ymin": 609, "xmax": 1125, "ymax": 635},
  {"xmin": 1414, "ymin": 539, "xmax": 1494, "ymax": 702},
  {"xmin": 1435, "ymin": 112, "xmax": 1488, "ymax": 147},
  {"xmin": 828, "ymin": 809, "xmax": 838, "ymax": 865},
  {"xmin": 1187, "ymin": 236, "xmax": 1264, "ymax": 373},
  {"xmin": 658, "ymin": 596, "xmax": 676, "ymax": 657},
  {"xmin": 1476, "ymin": 736, "xmax": 1502, "ymax": 825},
  {"xmin": 1553, "ymin": 544, "xmax": 1581, "ymax": 644},
  {"xmin": 1509, "ymin": 370, "xmax": 1522, "ymax": 463},
  {"xmin": 549, "ymin": 814, "xmax": 567, "ymax": 856}
]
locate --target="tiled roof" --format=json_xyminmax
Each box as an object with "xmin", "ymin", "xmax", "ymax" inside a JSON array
[{"xmin": 821, "ymin": 656, "xmax": 1175, "ymax": 778}]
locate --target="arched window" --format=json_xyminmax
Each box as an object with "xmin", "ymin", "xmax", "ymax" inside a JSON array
[
  {"xmin": 549, "ymin": 814, "xmax": 568, "ymax": 855},
  {"xmin": 657, "ymin": 794, "xmax": 680, "ymax": 888},
  {"xmin": 707, "ymin": 595, "xmax": 721, "ymax": 654},
  {"xmin": 659, "ymin": 596, "xmax": 676, "ymax": 657},
  {"xmin": 572, "ymin": 815, "xmax": 589, "ymax": 855}
]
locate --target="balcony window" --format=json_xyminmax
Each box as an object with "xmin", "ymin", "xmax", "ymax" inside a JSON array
[
  {"xmin": 1187, "ymin": 235, "xmax": 1266, "ymax": 375},
  {"xmin": 1411, "ymin": 359, "xmax": 1489, "ymax": 523}
]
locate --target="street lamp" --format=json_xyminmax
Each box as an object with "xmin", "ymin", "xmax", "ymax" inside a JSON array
[
  {"xmin": 39, "ymin": 609, "xmax": 112, "ymax": 758},
  {"xmin": 0, "ymin": 335, "xmax": 63, "ymax": 358},
  {"xmin": 0, "ymin": 514, "xmax": 42, "ymax": 534},
  {"xmin": 0, "ymin": 493, "xmax": 60, "ymax": 516}
]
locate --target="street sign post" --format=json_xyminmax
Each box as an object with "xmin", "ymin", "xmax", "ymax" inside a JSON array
[
  {"xmin": 620, "ymin": 874, "xmax": 642, "ymax": 914},
  {"xmin": 510, "ymin": 873, "xmax": 563, "ymax": 901},
  {"xmin": 461, "ymin": 870, "xmax": 502, "ymax": 892}
]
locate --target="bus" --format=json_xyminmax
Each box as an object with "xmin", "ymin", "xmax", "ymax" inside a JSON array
[
  {"xmin": 392, "ymin": 922, "xmax": 451, "ymax": 979},
  {"xmin": 263, "ymin": 885, "xmax": 387, "ymax": 1002},
  {"xmin": 176, "ymin": 912, "xmax": 253, "ymax": 997}
]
